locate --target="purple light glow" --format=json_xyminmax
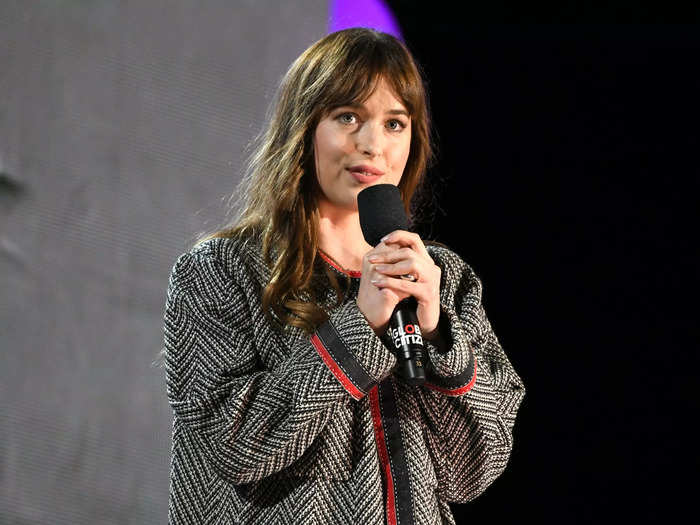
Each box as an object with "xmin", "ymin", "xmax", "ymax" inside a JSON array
[{"xmin": 327, "ymin": 0, "xmax": 403, "ymax": 41}]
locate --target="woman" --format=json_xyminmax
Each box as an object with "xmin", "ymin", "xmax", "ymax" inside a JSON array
[{"xmin": 162, "ymin": 27, "xmax": 526, "ymax": 524}]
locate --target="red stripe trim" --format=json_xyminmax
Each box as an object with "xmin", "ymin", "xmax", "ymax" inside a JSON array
[
  {"xmin": 424, "ymin": 357, "xmax": 478, "ymax": 396},
  {"xmin": 311, "ymin": 333, "xmax": 364, "ymax": 401},
  {"xmin": 369, "ymin": 386, "xmax": 398, "ymax": 525},
  {"xmin": 317, "ymin": 250, "xmax": 362, "ymax": 278}
]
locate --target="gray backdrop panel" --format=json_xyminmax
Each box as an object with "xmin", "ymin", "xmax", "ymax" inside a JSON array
[{"xmin": 0, "ymin": 1, "xmax": 327, "ymax": 522}]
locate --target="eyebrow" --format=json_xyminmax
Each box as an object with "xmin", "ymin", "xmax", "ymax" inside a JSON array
[{"xmin": 334, "ymin": 102, "xmax": 410, "ymax": 118}]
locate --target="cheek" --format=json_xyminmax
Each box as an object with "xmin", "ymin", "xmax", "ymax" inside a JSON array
[
  {"xmin": 393, "ymin": 136, "xmax": 411, "ymax": 166},
  {"xmin": 329, "ymin": 133, "xmax": 350, "ymax": 156},
  {"xmin": 402, "ymin": 139, "xmax": 411, "ymax": 163},
  {"xmin": 316, "ymin": 127, "xmax": 347, "ymax": 162},
  {"xmin": 389, "ymin": 138, "xmax": 411, "ymax": 184}
]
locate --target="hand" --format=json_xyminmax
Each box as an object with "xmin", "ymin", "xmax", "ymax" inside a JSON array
[
  {"xmin": 356, "ymin": 230, "xmax": 442, "ymax": 338},
  {"xmin": 356, "ymin": 241, "xmax": 405, "ymax": 336}
]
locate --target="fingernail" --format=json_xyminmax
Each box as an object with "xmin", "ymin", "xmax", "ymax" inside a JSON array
[
  {"xmin": 368, "ymin": 256, "xmax": 379, "ymax": 263},
  {"xmin": 380, "ymin": 234, "xmax": 390, "ymax": 242}
]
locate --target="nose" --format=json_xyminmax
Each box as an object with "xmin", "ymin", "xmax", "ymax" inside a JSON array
[{"xmin": 356, "ymin": 121, "xmax": 384, "ymax": 157}]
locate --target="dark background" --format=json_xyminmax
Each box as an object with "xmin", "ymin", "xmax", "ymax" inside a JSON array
[{"xmin": 388, "ymin": 3, "xmax": 698, "ymax": 522}]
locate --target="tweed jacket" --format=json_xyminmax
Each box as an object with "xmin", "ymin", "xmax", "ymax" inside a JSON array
[{"xmin": 162, "ymin": 233, "xmax": 526, "ymax": 524}]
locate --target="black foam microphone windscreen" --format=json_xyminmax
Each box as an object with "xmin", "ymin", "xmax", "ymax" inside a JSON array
[{"xmin": 357, "ymin": 184, "xmax": 408, "ymax": 246}]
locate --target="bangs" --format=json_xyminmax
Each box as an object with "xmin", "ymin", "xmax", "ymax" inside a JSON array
[{"xmin": 316, "ymin": 37, "xmax": 420, "ymax": 118}]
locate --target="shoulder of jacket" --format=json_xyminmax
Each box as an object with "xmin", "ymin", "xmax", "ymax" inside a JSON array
[
  {"xmin": 167, "ymin": 234, "xmax": 268, "ymax": 300},
  {"xmin": 425, "ymin": 241, "xmax": 476, "ymax": 277}
]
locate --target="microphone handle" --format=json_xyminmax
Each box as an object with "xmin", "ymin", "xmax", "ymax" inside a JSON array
[{"xmin": 388, "ymin": 297, "xmax": 426, "ymax": 386}]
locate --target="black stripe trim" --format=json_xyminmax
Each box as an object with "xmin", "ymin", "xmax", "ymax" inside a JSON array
[
  {"xmin": 424, "ymin": 342, "xmax": 477, "ymax": 391},
  {"xmin": 316, "ymin": 319, "xmax": 375, "ymax": 395},
  {"xmin": 378, "ymin": 376, "xmax": 416, "ymax": 525}
]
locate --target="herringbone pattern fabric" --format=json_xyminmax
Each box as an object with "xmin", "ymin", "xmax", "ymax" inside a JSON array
[{"xmin": 163, "ymin": 234, "xmax": 525, "ymax": 524}]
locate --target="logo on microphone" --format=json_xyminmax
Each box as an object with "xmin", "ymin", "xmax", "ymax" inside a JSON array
[{"xmin": 390, "ymin": 323, "xmax": 423, "ymax": 348}]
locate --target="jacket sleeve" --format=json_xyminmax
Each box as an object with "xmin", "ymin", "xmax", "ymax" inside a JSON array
[
  {"xmin": 163, "ymin": 248, "xmax": 397, "ymax": 485},
  {"xmin": 416, "ymin": 247, "xmax": 526, "ymax": 503}
]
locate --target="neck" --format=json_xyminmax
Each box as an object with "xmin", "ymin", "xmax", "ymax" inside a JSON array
[{"xmin": 317, "ymin": 205, "xmax": 372, "ymax": 272}]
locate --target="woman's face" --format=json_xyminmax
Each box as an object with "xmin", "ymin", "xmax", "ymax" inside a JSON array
[{"xmin": 313, "ymin": 77, "xmax": 412, "ymax": 215}]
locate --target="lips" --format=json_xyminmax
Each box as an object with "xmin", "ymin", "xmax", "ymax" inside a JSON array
[
  {"xmin": 348, "ymin": 169, "xmax": 381, "ymax": 183},
  {"xmin": 348, "ymin": 165, "xmax": 384, "ymax": 176}
]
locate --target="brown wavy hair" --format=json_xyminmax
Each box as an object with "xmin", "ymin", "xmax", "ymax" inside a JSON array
[{"xmin": 194, "ymin": 27, "xmax": 438, "ymax": 334}]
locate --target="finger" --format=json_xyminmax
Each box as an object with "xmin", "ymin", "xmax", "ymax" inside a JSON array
[
  {"xmin": 369, "ymin": 274, "xmax": 410, "ymax": 302},
  {"xmin": 371, "ymin": 247, "xmax": 415, "ymax": 264},
  {"xmin": 372, "ymin": 279, "xmax": 411, "ymax": 304},
  {"xmin": 373, "ymin": 248, "xmax": 433, "ymax": 283},
  {"xmin": 374, "ymin": 258, "xmax": 420, "ymax": 278},
  {"xmin": 380, "ymin": 230, "xmax": 431, "ymax": 260},
  {"xmin": 365, "ymin": 242, "xmax": 389, "ymax": 262},
  {"xmin": 371, "ymin": 275, "xmax": 431, "ymax": 303},
  {"xmin": 367, "ymin": 241, "xmax": 402, "ymax": 262}
]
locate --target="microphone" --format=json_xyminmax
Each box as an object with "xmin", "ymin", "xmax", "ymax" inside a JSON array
[{"xmin": 357, "ymin": 184, "xmax": 426, "ymax": 386}]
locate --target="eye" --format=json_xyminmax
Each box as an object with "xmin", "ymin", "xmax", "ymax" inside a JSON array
[
  {"xmin": 337, "ymin": 112, "xmax": 357, "ymax": 124},
  {"xmin": 336, "ymin": 112, "xmax": 407, "ymax": 132},
  {"xmin": 387, "ymin": 119, "xmax": 406, "ymax": 132}
]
